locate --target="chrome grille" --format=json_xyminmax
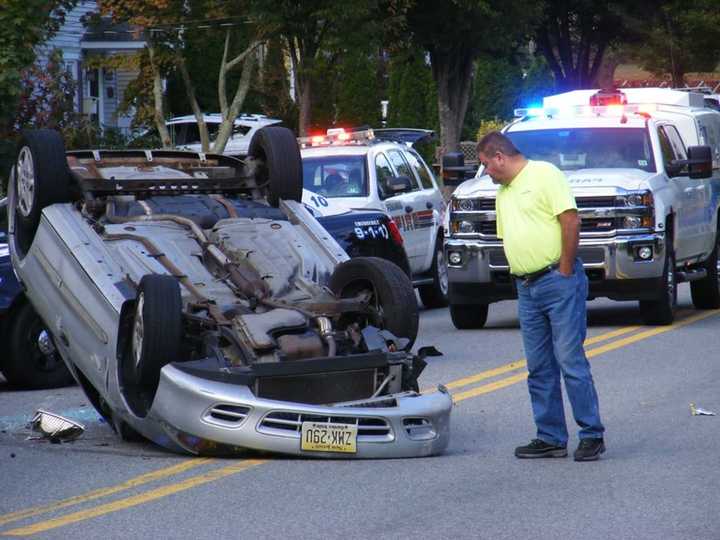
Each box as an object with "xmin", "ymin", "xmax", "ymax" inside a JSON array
[
  {"xmin": 575, "ymin": 196, "xmax": 616, "ymax": 208},
  {"xmin": 259, "ymin": 411, "xmax": 393, "ymax": 441},
  {"xmin": 489, "ymin": 247, "xmax": 605, "ymax": 267},
  {"xmin": 203, "ymin": 404, "xmax": 251, "ymax": 427}
]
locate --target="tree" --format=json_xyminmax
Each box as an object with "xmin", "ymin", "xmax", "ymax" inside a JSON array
[
  {"xmin": 631, "ymin": 0, "xmax": 720, "ymax": 87},
  {"xmin": 386, "ymin": 49, "xmax": 437, "ymax": 130},
  {"xmin": 247, "ymin": 0, "xmax": 377, "ymax": 136},
  {"xmin": 388, "ymin": 0, "xmax": 540, "ymax": 154},
  {"xmin": 98, "ymin": 1, "xmax": 262, "ymax": 153}
]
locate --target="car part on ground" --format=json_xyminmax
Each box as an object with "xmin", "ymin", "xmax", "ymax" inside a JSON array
[{"xmin": 8, "ymin": 127, "xmax": 451, "ymax": 458}]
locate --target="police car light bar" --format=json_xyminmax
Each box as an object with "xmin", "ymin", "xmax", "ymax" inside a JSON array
[
  {"xmin": 298, "ymin": 128, "xmax": 375, "ymax": 147},
  {"xmin": 514, "ymin": 103, "xmax": 658, "ymax": 119}
]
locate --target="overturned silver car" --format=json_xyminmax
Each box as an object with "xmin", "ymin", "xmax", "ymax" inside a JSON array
[{"xmin": 7, "ymin": 127, "xmax": 451, "ymax": 457}]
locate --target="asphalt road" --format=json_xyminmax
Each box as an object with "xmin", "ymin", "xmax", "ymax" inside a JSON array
[{"xmin": 1, "ymin": 286, "xmax": 719, "ymax": 539}]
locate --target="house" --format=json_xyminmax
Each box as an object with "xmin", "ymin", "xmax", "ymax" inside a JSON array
[{"xmin": 37, "ymin": 0, "xmax": 145, "ymax": 134}]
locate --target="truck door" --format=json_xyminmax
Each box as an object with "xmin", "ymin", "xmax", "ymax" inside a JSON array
[{"xmin": 659, "ymin": 124, "xmax": 709, "ymax": 260}]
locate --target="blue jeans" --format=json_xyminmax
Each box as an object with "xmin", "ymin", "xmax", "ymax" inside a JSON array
[{"xmin": 516, "ymin": 258, "xmax": 604, "ymax": 446}]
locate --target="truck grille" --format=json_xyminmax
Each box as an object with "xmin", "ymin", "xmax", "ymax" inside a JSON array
[
  {"xmin": 581, "ymin": 217, "xmax": 620, "ymax": 232},
  {"xmin": 576, "ymin": 196, "xmax": 617, "ymax": 208},
  {"xmin": 258, "ymin": 411, "xmax": 393, "ymax": 441},
  {"xmin": 489, "ymin": 248, "xmax": 605, "ymax": 267}
]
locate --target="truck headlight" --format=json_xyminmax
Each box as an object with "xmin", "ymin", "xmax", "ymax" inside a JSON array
[
  {"xmin": 623, "ymin": 216, "xmax": 642, "ymax": 228},
  {"xmin": 451, "ymin": 220, "xmax": 475, "ymax": 234}
]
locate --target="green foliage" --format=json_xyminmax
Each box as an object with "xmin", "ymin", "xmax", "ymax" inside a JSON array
[
  {"xmin": 386, "ymin": 51, "xmax": 437, "ymax": 130},
  {"xmin": 335, "ymin": 48, "xmax": 383, "ymax": 129},
  {"xmin": 255, "ymin": 38, "xmax": 298, "ymax": 132},
  {"xmin": 475, "ymin": 119, "xmax": 507, "ymax": 141}
]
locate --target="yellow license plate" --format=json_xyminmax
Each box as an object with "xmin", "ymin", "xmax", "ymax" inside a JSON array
[{"xmin": 301, "ymin": 422, "xmax": 358, "ymax": 453}]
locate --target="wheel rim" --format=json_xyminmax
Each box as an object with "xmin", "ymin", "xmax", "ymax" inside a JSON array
[
  {"xmin": 132, "ymin": 294, "xmax": 145, "ymax": 372},
  {"xmin": 16, "ymin": 147, "xmax": 36, "ymax": 218},
  {"xmin": 29, "ymin": 325, "xmax": 63, "ymax": 374},
  {"xmin": 437, "ymin": 247, "xmax": 449, "ymax": 296}
]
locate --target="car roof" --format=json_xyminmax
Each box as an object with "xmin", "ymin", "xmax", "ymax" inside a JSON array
[
  {"xmin": 166, "ymin": 114, "xmax": 282, "ymax": 126},
  {"xmin": 300, "ymin": 141, "xmax": 412, "ymax": 157}
]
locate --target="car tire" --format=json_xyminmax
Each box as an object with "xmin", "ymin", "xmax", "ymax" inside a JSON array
[
  {"xmin": 125, "ymin": 275, "xmax": 183, "ymax": 396},
  {"xmin": 639, "ymin": 242, "xmax": 677, "ymax": 325},
  {"xmin": 419, "ymin": 240, "xmax": 449, "ymax": 309},
  {"xmin": 247, "ymin": 126, "xmax": 302, "ymax": 207},
  {"xmin": 450, "ymin": 303, "xmax": 489, "ymax": 329},
  {"xmin": 12, "ymin": 130, "xmax": 72, "ymax": 254},
  {"xmin": 1, "ymin": 302, "xmax": 75, "ymax": 389},
  {"xmin": 690, "ymin": 234, "xmax": 720, "ymax": 309},
  {"xmin": 329, "ymin": 257, "xmax": 418, "ymax": 350}
]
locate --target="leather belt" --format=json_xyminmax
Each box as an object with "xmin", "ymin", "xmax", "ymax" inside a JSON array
[{"xmin": 512, "ymin": 262, "xmax": 559, "ymax": 283}]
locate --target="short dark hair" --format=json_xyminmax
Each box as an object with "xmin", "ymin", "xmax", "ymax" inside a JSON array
[{"xmin": 476, "ymin": 131, "xmax": 521, "ymax": 157}]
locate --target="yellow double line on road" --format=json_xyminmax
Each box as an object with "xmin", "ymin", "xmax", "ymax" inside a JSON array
[{"xmin": 2, "ymin": 308, "xmax": 718, "ymax": 536}]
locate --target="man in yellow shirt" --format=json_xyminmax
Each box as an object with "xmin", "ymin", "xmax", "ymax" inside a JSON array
[{"xmin": 477, "ymin": 132, "xmax": 605, "ymax": 462}]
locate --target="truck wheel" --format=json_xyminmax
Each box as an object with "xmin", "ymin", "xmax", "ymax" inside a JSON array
[
  {"xmin": 690, "ymin": 235, "xmax": 720, "ymax": 309},
  {"xmin": 419, "ymin": 240, "xmax": 449, "ymax": 309},
  {"xmin": 329, "ymin": 257, "xmax": 418, "ymax": 350},
  {"xmin": 122, "ymin": 275, "xmax": 183, "ymax": 413},
  {"xmin": 12, "ymin": 130, "xmax": 72, "ymax": 255},
  {"xmin": 2, "ymin": 302, "xmax": 75, "ymax": 389},
  {"xmin": 247, "ymin": 126, "xmax": 302, "ymax": 207},
  {"xmin": 639, "ymin": 243, "xmax": 677, "ymax": 325},
  {"xmin": 450, "ymin": 304, "xmax": 489, "ymax": 329}
]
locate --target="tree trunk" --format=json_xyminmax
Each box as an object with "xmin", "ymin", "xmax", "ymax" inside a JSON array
[
  {"xmin": 594, "ymin": 51, "xmax": 621, "ymax": 89},
  {"xmin": 148, "ymin": 46, "xmax": 171, "ymax": 149},
  {"xmin": 431, "ymin": 50, "xmax": 474, "ymax": 155},
  {"xmin": 298, "ymin": 77, "xmax": 312, "ymax": 137},
  {"xmin": 177, "ymin": 54, "xmax": 209, "ymax": 152}
]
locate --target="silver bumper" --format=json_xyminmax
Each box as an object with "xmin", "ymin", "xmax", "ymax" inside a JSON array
[{"xmin": 137, "ymin": 364, "xmax": 452, "ymax": 458}]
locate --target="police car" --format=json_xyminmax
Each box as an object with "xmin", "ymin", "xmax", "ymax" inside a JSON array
[{"xmin": 300, "ymin": 128, "xmax": 449, "ymax": 308}]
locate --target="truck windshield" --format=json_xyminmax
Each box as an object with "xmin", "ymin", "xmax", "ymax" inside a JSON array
[
  {"xmin": 506, "ymin": 128, "xmax": 656, "ymax": 172},
  {"xmin": 302, "ymin": 155, "xmax": 368, "ymax": 198}
]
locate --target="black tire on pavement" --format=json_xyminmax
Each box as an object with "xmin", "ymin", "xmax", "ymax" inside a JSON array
[
  {"xmin": 450, "ymin": 303, "xmax": 489, "ymax": 330},
  {"xmin": 123, "ymin": 274, "xmax": 183, "ymax": 401},
  {"xmin": 329, "ymin": 257, "xmax": 419, "ymax": 350},
  {"xmin": 690, "ymin": 233, "xmax": 720, "ymax": 309},
  {"xmin": 247, "ymin": 126, "xmax": 303, "ymax": 207},
  {"xmin": 1, "ymin": 301, "xmax": 75, "ymax": 389},
  {"xmin": 12, "ymin": 130, "xmax": 72, "ymax": 247},
  {"xmin": 419, "ymin": 239, "xmax": 449, "ymax": 309},
  {"xmin": 639, "ymin": 242, "xmax": 677, "ymax": 325}
]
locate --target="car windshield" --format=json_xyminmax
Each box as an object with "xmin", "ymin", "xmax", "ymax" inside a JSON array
[
  {"xmin": 302, "ymin": 155, "xmax": 368, "ymax": 198},
  {"xmin": 173, "ymin": 122, "xmax": 220, "ymax": 145},
  {"xmin": 506, "ymin": 128, "xmax": 656, "ymax": 172}
]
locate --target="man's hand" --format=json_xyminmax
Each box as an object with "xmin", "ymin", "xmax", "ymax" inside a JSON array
[{"xmin": 557, "ymin": 209, "xmax": 580, "ymax": 276}]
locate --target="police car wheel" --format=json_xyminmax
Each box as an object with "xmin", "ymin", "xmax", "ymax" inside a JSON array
[
  {"xmin": 247, "ymin": 126, "xmax": 302, "ymax": 207},
  {"xmin": 450, "ymin": 303, "xmax": 489, "ymax": 330},
  {"xmin": 639, "ymin": 243, "xmax": 676, "ymax": 325},
  {"xmin": 690, "ymin": 233, "xmax": 720, "ymax": 309},
  {"xmin": 419, "ymin": 241, "xmax": 449, "ymax": 309},
  {"xmin": 329, "ymin": 257, "xmax": 418, "ymax": 350}
]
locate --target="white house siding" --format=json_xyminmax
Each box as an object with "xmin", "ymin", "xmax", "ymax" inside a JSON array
[{"xmin": 115, "ymin": 69, "xmax": 139, "ymax": 131}]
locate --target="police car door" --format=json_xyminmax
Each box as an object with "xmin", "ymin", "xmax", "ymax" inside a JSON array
[{"xmin": 383, "ymin": 149, "xmax": 426, "ymax": 272}]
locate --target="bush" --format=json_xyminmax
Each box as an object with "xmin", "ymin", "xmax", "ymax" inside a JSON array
[{"xmin": 476, "ymin": 118, "xmax": 508, "ymax": 141}]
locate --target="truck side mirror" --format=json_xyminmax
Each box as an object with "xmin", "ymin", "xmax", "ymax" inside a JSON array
[
  {"xmin": 442, "ymin": 152, "xmax": 467, "ymax": 186},
  {"xmin": 687, "ymin": 145, "xmax": 713, "ymax": 179},
  {"xmin": 389, "ymin": 175, "xmax": 413, "ymax": 193}
]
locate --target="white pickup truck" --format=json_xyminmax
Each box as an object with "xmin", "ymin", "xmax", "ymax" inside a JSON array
[{"xmin": 445, "ymin": 88, "xmax": 720, "ymax": 328}]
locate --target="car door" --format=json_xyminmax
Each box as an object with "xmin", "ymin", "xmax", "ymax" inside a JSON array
[
  {"xmin": 381, "ymin": 149, "xmax": 426, "ymax": 272},
  {"xmin": 659, "ymin": 124, "xmax": 706, "ymax": 260}
]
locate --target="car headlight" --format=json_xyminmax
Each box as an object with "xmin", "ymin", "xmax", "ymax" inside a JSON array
[
  {"xmin": 620, "ymin": 190, "xmax": 653, "ymax": 207},
  {"xmin": 625, "ymin": 193, "xmax": 644, "ymax": 207},
  {"xmin": 458, "ymin": 220, "xmax": 475, "ymax": 233},
  {"xmin": 623, "ymin": 216, "xmax": 642, "ymax": 228}
]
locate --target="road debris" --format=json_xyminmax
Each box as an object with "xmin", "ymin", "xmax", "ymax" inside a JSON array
[
  {"xmin": 690, "ymin": 403, "xmax": 716, "ymax": 416},
  {"xmin": 28, "ymin": 409, "xmax": 85, "ymax": 442}
]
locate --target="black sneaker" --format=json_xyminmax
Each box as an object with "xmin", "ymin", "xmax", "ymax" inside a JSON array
[
  {"xmin": 574, "ymin": 438, "xmax": 605, "ymax": 461},
  {"xmin": 515, "ymin": 439, "xmax": 568, "ymax": 459}
]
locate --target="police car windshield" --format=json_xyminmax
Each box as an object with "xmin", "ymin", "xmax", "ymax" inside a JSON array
[
  {"xmin": 507, "ymin": 128, "xmax": 656, "ymax": 172},
  {"xmin": 302, "ymin": 155, "xmax": 368, "ymax": 198}
]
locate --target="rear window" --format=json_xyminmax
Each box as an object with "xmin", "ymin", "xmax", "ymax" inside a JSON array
[
  {"xmin": 302, "ymin": 155, "xmax": 368, "ymax": 198},
  {"xmin": 506, "ymin": 128, "xmax": 656, "ymax": 172}
]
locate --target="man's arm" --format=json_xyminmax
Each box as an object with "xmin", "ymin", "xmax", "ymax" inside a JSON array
[{"xmin": 557, "ymin": 209, "xmax": 580, "ymax": 276}]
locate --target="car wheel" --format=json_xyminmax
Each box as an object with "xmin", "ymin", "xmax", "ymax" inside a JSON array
[
  {"xmin": 247, "ymin": 126, "xmax": 302, "ymax": 207},
  {"xmin": 329, "ymin": 257, "xmax": 418, "ymax": 350},
  {"xmin": 419, "ymin": 240, "xmax": 449, "ymax": 309},
  {"xmin": 11, "ymin": 130, "xmax": 72, "ymax": 255},
  {"xmin": 450, "ymin": 303, "xmax": 489, "ymax": 329},
  {"xmin": 639, "ymin": 243, "xmax": 677, "ymax": 325},
  {"xmin": 2, "ymin": 302, "xmax": 75, "ymax": 389},
  {"xmin": 690, "ymin": 233, "xmax": 720, "ymax": 309},
  {"xmin": 124, "ymin": 275, "xmax": 183, "ymax": 398}
]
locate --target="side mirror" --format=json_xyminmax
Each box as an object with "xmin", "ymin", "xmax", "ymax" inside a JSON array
[
  {"xmin": 669, "ymin": 145, "xmax": 712, "ymax": 179},
  {"xmin": 389, "ymin": 175, "xmax": 413, "ymax": 193},
  {"xmin": 442, "ymin": 152, "xmax": 477, "ymax": 186}
]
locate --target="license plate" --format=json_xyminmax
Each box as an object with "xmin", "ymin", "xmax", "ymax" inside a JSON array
[{"xmin": 301, "ymin": 422, "xmax": 358, "ymax": 453}]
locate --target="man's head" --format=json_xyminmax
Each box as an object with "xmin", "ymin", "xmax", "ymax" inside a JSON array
[{"xmin": 476, "ymin": 131, "xmax": 526, "ymax": 185}]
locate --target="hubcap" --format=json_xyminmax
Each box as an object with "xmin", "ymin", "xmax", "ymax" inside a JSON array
[
  {"xmin": 437, "ymin": 247, "xmax": 449, "ymax": 296},
  {"xmin": 16, "ymin": 147, "xmax": 36, "ymax": 218},
  {"xmin": 37, "ymin": 330, "xmax": 56, "ymax": 356},
  {"xmin": 132, "ymin": 294, "xmax": 145, "ymax": 370}
]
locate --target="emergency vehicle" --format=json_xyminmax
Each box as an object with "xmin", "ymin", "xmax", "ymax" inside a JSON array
[
  {"xmin": 300, "ymin": 128, "xmax": 449, "ymax": 308},
  {"xmin": 445, "ymin": 88, "xmax": 720, "ymax": 327}
]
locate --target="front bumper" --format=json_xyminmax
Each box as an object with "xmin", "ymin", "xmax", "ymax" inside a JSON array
[
  {"xmin": 445, "ymin": 233, "xmax": 666, "ymax": 304},
  {"xmin": 136, "ymin": 364, "xmax": 452, "ymax": 458}
]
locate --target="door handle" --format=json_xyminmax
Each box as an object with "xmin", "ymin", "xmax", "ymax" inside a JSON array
[
  {"xmin": 426, "ymin": 201, "xmax": 433, "ymax": 209},
  {"xmin": 405, "ymin": 206, "xmax": 413, "ymax": 213}
]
